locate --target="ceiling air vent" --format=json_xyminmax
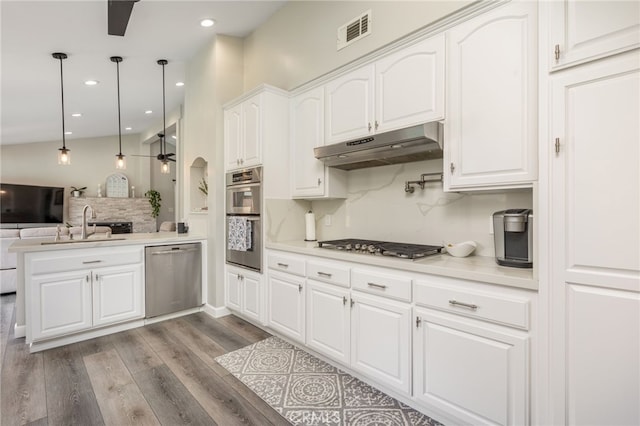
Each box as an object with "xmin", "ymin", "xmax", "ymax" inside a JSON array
[{"xmin": 337, "ymin": 10, "xmax": 372, "ymax": 51}]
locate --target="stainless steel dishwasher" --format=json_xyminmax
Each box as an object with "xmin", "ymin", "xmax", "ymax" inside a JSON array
[{"xmin": 145, "ymin": 243, "xmax": 202, "ymax": 318}]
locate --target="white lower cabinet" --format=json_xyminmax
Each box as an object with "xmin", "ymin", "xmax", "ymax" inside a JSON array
[
  {"xmin": 305, "ymin": 279, "xmax": 350, "ymax": 365},
  {"xmin": 267, "ymin": 271, "xmax": 305, "ymax": 343},
  {"xmin": 414, "ymin": 308, "xmax": 529, "ymax": 425},
  {"xmin": 31, "ymin": 270, "xmax": 93, "ymax": 340},
  {"xmin": 92, "ymin": 264, "xmax": 143, "ymax": 327},
  {"xmin": 28, "ymin": 246, "xmax": 145, "ymax": 343},
  {"xmin": 225, "ymin": 265, "xmax": 263, "ymax": 324},
  {"xmin": 350, "ymin": 292, "xmax": 412, "ymax": 395}
]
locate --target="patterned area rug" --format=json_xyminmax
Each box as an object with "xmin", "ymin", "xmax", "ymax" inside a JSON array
[{"xmin": 215, "ymin": 336, "xmax": 444, "ymax": 426}]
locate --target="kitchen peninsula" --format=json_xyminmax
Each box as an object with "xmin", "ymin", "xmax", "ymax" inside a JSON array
[{"xmin": 9, "ymin": 232, "xmax": 207, "ymax": 352}]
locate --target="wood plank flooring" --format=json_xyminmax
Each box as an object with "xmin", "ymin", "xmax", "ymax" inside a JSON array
[{"xmin": 0, "ymin": 293, "xmax": 288, "ymax": 426}]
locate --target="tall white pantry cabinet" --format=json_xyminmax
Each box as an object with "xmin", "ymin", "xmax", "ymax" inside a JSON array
[{"xmin": 541, "ymin": 1, "xmax": 640, "ymax": 425}]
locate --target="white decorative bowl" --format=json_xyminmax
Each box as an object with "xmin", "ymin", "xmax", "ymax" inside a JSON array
[{"xmin": 444, "ymin": 240, "xmax": 477, "ymax": 257}]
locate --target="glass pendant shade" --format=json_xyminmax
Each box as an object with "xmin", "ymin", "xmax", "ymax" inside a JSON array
[
  {"xmin": 58, "ymin": 147, "xmax": 71, "ymax": 165},
  {"xmin": 160, "ymin": 160, "xmax": 170, "ymax": 174},
  {"xmin": 115, "ymin": 153, "xmax": 126, "ymax": 169}
]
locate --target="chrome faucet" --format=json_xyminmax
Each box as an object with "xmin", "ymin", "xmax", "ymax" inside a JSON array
[{"xmin": 81, "ymin": 205, "xmax": 96, "ymax": 240}]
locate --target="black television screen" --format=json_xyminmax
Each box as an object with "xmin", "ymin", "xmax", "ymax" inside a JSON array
[{"xmin": 0, "ymin": 183, "xmax": 64, "ymax": 224}]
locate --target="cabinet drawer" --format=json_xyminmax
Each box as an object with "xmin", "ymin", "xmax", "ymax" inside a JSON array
[
  {"xmin": 267, "ymin": 252, "xmax": 305, "ymax": 277},
  {"xmin": 414, "ymin": 279, "xmax": 530, "ymax": 330},
  {"xmin": 28, "ymin": 246, "xmax": 144, "ymax": 275},
  {"xmin": 351, "ymin": 268, "xmax": 411, "ymax": 302},
  {"xmin": 306, "ymin": 260, "xmax": 350, "ymax": 288}
]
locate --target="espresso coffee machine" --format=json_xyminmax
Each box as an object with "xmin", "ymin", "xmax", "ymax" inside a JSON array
[{"xmin": 492, "ymin": 209, "xmax": 533, "ymax": 268}]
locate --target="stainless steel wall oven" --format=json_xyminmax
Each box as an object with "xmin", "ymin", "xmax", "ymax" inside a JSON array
[{"xmin": 225, "ymin": 166, "xmax": 262, "ymax": 272}]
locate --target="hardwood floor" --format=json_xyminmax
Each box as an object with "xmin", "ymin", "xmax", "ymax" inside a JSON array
[{"xmin": 0, "ymin": 293, "xmax": 290, "ymax": 426}]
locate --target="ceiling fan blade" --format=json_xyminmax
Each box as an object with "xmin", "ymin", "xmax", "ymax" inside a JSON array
[
  {"xmin": 108, "ymin": 0, "xmax": 139, "ymax": 36},
  {"xmin": 165, "ymin": 153, "xmax": 175, "ymax": 157},
  {"xmin": 130, "ymin": 154, "xmax": 155, "ymax": 158}
]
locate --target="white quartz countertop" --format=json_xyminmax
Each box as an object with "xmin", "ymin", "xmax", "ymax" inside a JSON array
[
  {"xmin": 266, "ymin": 240, "xmax": 537, "ymax": 291},
  {"xmin": 9, "ymin": 232, "xmax": 207, "ymax": 253}
]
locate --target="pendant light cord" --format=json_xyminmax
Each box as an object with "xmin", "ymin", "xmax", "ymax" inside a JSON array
[
  {"xmin": 52, "ymin": 53, "xmax": 68, "ymax": 149},
  {"xmin": 111, "ymin": 56, "xmax": 124, "ymax": 156},
  {"xmin": 158, "ymin": 59, "xmax": 168, "ymax": 157}
]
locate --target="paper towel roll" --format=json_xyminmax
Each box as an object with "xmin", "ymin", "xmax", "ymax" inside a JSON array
[{"xmin": 305, "ymin": 211, "xmax": 316, "ymax": 241}]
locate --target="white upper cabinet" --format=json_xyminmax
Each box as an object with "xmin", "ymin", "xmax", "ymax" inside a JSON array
[
  {"xmin": 325, "ymin": 34, "xmax": 445, "ymax": 145},
  {"xmin": 325, "ymin": 65, "xmax": 375, "ymax": 144},
  {"xmin": 224, "ymin": 104, "xmax": 242, "ymax": 171},
  {"xmin": 224, "ymin": 93, "xmax": 262, "ymax": 171},
  {"xmin": 375, "ymin": 34, "xmax": 445, "ymax": 133},
  {"xmin": 549, "ymin": 0, "xmax": 640, "ymax": 71},
  {"xmin": 445, "ymin": 1, "xmax": 538, "ymax": 191},
  {"xmin": 291, "ymin": 87, "xmax": 347, "ymax": 199},
  {"xmin": 224, "ymin": 86, "xmax": 289, "ymax": 177}
]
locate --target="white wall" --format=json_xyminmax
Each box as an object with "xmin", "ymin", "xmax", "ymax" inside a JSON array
[
  {"xmin": 182, "ymin": 34, "xmax": 244, "ymax": 307},
  {"xmin": 243, "ymin": 0, "xmax": 472, "ymax": 91},
  {"xmin": 0, "ymin": 134, "xmax": 150, "ymax": 222}
]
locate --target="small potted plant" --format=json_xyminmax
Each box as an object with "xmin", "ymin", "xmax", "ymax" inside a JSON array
[
  {"xmin": 145, "ymin": 189, "xmax": 162, "ymax": 218},
  {"xmin": 198, "ymin": 178, "xmax": 208, "ymax": 210},
  {"xmin": 70, "ymin": 186, "xmax": 87, "ymax": 197}
]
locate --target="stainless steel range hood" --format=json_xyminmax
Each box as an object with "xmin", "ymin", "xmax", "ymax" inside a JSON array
[{"xmin": 314, "ymin": 121, "xmax": 443, "ymax": 171}]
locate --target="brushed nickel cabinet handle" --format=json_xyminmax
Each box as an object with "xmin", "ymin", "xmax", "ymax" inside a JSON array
[
  {"xmin": 317, "ymin": 271, "xmax": 332, "ymax": 278},
  {"xmin": 367, "ymin": 282, "xmax": 387, "ymax": 290},
  {"xmin": 82, "ymin": 260, "xmax": 103, "ymax": 264},
  {"xmin": 449, "ymin": 300, "xmax": 478, "ymax": 311},
  {"xmin": 298, "ymin": 284, "xmax": 303, "ymax": 293},
  {"xmin": 343, "ymin": 296, "xmax": 347, "ymax": 305},
  {"xmin": 277, "ymin": 262, "xmax": 289, "ymax": 268},
  {"xmin": 416, "ymin": 316, "xmax": 422, "ymax": 328},
  {"xmin": 554, "ymin": 44, "xmax": 560, "ymax": 60}
]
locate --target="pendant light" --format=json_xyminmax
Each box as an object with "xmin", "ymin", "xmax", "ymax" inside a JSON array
[
  {"xmin": 111, "ymin": 56, "xmax": 126, "ymax": 169},
  {"xmin": 158, "ymin": 59, "xmax": 170, "ymax": 174},
  {"xmin": 52, "ymin": 52, "xmax": 70, "ymax": 165}
]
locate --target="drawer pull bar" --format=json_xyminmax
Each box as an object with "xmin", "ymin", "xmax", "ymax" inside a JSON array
[
  {"xmin": 367, "ymin": 282, "xmax": 387, "ymax": 290},
  {"xmin": 277, "ymin": 262, "xmax": 289, "ymax": 268},
  {"xmin": 449, "ymin": 300, "xmax": 478, "ymax": 311},
  {"xmin": 82, "ymin": 260, "xmax": 103, "ymax": 264},
  {"xmin": 317, "ymin": 271, "xmax": 332, "ymax": 278}
]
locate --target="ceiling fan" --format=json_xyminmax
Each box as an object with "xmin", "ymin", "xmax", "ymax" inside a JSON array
[{"xmin": 108, "ymin": 0, "xmax": 140, "ymax": 36}]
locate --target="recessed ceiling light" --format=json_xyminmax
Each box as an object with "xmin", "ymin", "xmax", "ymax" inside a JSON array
[
  {"xmin": 64, "ymin": 131, "xmax": 72, "ymax": 135},
  {"xmin": 145, "ymin": 110, "xmax": 152, "ymax": 114},
  {"xmin": 84, "ymin": 80, "xmax": 99, "ymax": 86},
  {"xmin": 176, "ymin": 82, "xmax": 185, "ymax": 87},
  {"xmin": 125, "ymin": 127, "xmax": 132, "ymax": 130},
  {"xmin": 200, "ymin": 18, "xmax": 215, "ymax": 27},
  {"xmin": 71, "ymin": 113, "xmax": 82, "ymax": 117}
]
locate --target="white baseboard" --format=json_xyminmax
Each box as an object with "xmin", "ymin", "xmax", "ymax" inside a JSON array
[
  {"xmin": 14, "ymin": 323, "xmax": 25, "ymax": 338},
  {"xmin": 203, "ymin": 303, "xmax": 231, "ymax": 318}
]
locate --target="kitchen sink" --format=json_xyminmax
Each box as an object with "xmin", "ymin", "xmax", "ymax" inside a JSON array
[{"xmin": 41, "ymin": 237, "xmax": 126, "ymax": 245}]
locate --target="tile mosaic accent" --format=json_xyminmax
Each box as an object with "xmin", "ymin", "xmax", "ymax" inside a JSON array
[
  {"xmin": 215, "ymin": 336, "xmax": 444, "ymax": 426},
  {"xmin": 68, "ymin": 197, "xmax": 156, "ymax": 233}
]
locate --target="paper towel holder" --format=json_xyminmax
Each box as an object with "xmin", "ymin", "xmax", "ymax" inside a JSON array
[{"xmin": 304, "ymin": 210, "xmax": 317, "ymax": 242}]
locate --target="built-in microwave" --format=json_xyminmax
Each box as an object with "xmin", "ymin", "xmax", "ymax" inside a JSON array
[{"xmin": 225, "ymin": 167, "xmax": 262, "ymax": 215}]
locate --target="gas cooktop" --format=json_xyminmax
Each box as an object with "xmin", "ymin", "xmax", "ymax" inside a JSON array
[{"xmin": 317, "ymin": 239, "xmax": 443, "ymax": 260}]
